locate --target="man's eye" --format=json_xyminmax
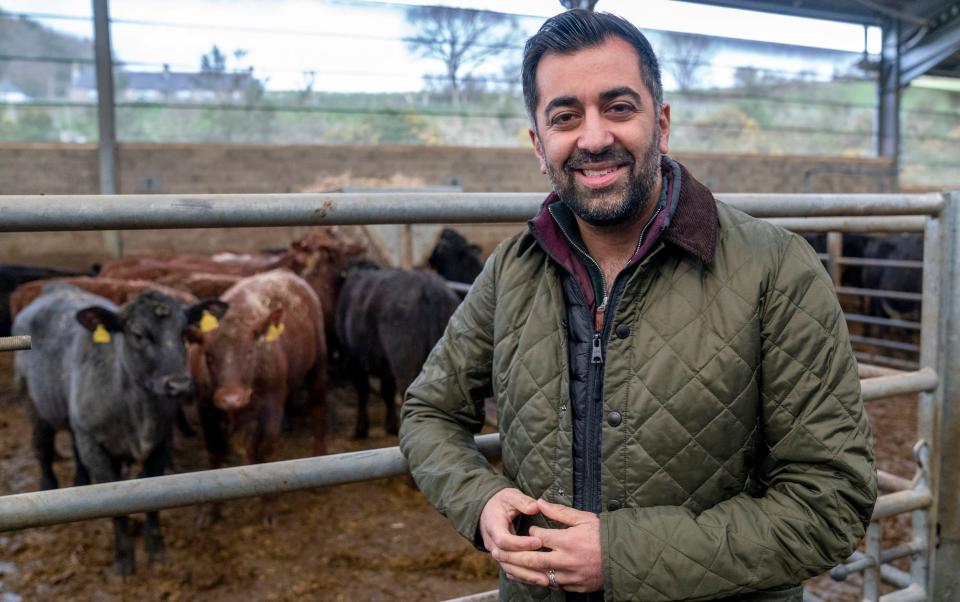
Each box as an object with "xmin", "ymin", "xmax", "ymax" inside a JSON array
[
  {"xmin": 550, "ymin": 113, "xmax": 577, "ymax": 127},
  {"xmin": 608, "ymin": 103, "xmax": 634, "ymax": 114}
]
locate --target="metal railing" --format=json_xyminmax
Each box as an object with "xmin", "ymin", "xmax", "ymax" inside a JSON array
[{"xmin": 0, "ymin": 191, "xmax": 956, "ymax": 602}]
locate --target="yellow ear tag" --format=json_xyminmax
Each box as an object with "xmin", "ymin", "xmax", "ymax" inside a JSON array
[
  {"xmin": 92, "ymin": 324, "xmax": 111, "ymax": 344},
  {"xmin": 200, "ymin": 310, "xmax": 220, "ymax": 333},
  {"xmin": 265, "ymin": 322, "xmax": 285, "ymax": 342}
]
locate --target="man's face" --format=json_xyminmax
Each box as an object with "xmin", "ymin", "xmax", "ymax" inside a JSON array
[{"xmin": 529, "ymin": 36, "xmax": 671, "ymax": 227}]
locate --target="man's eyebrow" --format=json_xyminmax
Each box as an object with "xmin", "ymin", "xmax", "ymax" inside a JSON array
[
  {"xmin": 600, "ymin": 86, "xmax": 643, "ymax": 104},
  {"xmin": 543, "ymin": 95, "xmax": 579, "ymax": 117}
]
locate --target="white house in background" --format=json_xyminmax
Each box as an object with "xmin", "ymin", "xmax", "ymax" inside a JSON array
[
  {"xmin": 70, "ymin": 64, "xmax": 260, "ymax": 103},
  {"xmin": 0, "ymin": 80, "xmax": 29, "ymax": 103}
]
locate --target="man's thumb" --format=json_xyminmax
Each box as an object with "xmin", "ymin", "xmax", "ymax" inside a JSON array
[
  {"xmin": 537, "ymin": 498, "xmax": 580, "ymax": 525},
  {"xmin": 505, "ymin": 489, "xmax": 539, "ymax": 514}
]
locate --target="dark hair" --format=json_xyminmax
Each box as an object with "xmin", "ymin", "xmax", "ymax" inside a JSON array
[{"xmin": 522, "ymin": 10, "xmax": 663, "ymax": 126}]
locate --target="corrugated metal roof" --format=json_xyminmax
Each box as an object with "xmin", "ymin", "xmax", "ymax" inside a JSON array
[{"xmin": 685, "ymin": 0, "xmax": 960, "ymax": 79}]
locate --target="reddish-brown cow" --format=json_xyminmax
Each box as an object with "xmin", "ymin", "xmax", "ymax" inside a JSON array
[
  {"xmin": 288, "ymin": 228, "xmax": 367, "ymax": 339},
  {"xmin": 99, "ymin": 253, "xmax": 291, "ymax": 281},
  {"xmin": 154, "ymin": 272, "xmax": 242, "ymax": 300},
  {"xmin": 190, "ymin": 270, "xmax": 327, "ymax": 514},
  {"xmin": 10, "ymin": 277, "xmax": 197, "ymax": 321}
]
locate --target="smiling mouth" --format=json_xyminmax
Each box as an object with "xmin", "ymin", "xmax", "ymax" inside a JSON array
[
  {"xmin": 581, "ymin": 167, "xmax": 620, "ymax": 177},
  {"xmin": 572, "ymin": 164, "xmax": 627, "ymax": 189}
]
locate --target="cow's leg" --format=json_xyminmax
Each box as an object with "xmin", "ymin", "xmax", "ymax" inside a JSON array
[
  {"xmin": 381, "ymin": 372, "xmax": 399, "ymax": 436},
  {"xmin": 70, "ymin": 433, "xmax": 90, "ymax": 487},
  {"xmin": 306, "ymin": 362, "xmax": 328, "ymax": 455},
  {"xmin": 249, "ymin": 395, "xmax": 285, "ymax": 525},
  {"xmin": 196, "ymin": 403, "xmax": 227, "ymax": 526},
  {"xmin": 175, "ymin": 404, "xmax": 195, "ymax": 438},
  {"xmin": 349, "ymin": 363, "xmax": 371, "ymax": 439},
  {"xmin": 77, "ymin": 437, "xmax": 135, "ymax": 576},
  {"xmin": 141, "ymin": 436, "xmax": 171, "ymax": 564},
  {"xmin": 30, "ymin": 412, "xmax": 59, "ymax": 490},
  {"xmin": 197, "ymin": 403, "xmax": 228, "ymax": 469}
]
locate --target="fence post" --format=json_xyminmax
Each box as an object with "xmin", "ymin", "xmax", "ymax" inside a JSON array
[
  {"xmin": 932, "ymin": 191, "xmax": 960, "ymax": 599},
  {"xmin": 92, "ymin": 0, "xmax": 123, "ymax": 258},
  {"xmin": 826, "ymin": 231, "xmax": 842, "ymax": 288}
]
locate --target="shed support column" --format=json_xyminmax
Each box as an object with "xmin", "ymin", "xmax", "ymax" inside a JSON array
[
  {"xmin": 877, "ymin": 18, "xmax": 900, "ymax": 191},
  {"xmin": 933, "ymin": 192, "xmax": 960, "ymax": 599},
  {"xmin": 92, "ymin": 0, "xmax": 122, "ymax": 256}
]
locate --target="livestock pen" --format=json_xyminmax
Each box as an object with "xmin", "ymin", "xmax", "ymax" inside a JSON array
[{"xmin": 0, "ymin": 191, "xmax": 957, "ymax": 602}]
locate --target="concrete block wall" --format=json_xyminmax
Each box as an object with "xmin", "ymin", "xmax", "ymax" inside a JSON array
[{"xmin": 0, "ymin": 142, "xmax": 896, "ymax": 268}]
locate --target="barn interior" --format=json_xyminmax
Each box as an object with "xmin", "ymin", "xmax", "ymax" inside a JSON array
[{"xmin": 1, "ymin": 1, "xmax": 959, "ymax": 601}]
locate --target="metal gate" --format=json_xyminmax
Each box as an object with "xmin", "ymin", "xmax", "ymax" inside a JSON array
[{"xmin": 0, "ymin": 191, "xmax": 957, "ymax": 601}]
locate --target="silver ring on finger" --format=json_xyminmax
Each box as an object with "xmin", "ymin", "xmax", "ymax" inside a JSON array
[{"xmin": 547, "ymin": 568, "xmax": 559, "ymax": 590}]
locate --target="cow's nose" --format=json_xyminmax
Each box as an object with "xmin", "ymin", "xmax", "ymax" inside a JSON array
[
  {"xmin": 214, "ymin": 388, "xmax": 250, "ymax": 411},
  {"xmin": 164, "ymin": 375, "xmax": 194, "ymax": 397}
]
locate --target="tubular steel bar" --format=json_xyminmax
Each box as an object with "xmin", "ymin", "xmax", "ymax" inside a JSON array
[
  {"xmin": 922, "ymin": 196, "xmax": 950, "ymax": 599},
  {"xmin": 932, "ymin": 192, "xmax": 960, "ymax": 599},
  {"xmin": 880, "ymin": 584, "xmax": 926, "ymax": 602},
  {"xmin": 848, "ymin": 335, "xmax": 920, "ymax": 354},
  {"xmin": 442, "ymin": 591, "xmax": 498, "ymax": 602},
  {"xmin": 836, "ymin": 286, "xmax": 923, "ymax": 302},
  {"xmin": 872, "ymin": 488, "xmax": 933, "ymax": 521},
  {"xmin": 0, "ymin": 434, "xmax": 500, "ymax": 532},
  {"xmin": 0, "ymin": 192, "xmax": 945, "ymax": 232},
  {"xmin": 845, "ymin": 313, "xmax": 921, "ymax": 332},
  {"xmin": 835, "ymin": 257, "xmax": 924, "ymax": 269},
  {"xmin": 832, "ymin": 544, "xmax": 925, "ymax": 582},
  {"xmin": 766, "ymin": 216, "xmax": 925, "ymax": 232},
  {"xmin": 854, "ymin": 352, "xmax": 920, "ymax": 372},
  {"xmin": 877, "ymin": 470, "xmax": 913, "ymax": 493},
  {"xmin": 0, "ymin": 335, "xmax": 30, "ymax": 352},
  {"xmin": 863, "ymin": 521, "xmax": 881, "ymax": 601},
  {"xmin": 860, "ymin": 368, "xmax": 937, "ymax": 402}
]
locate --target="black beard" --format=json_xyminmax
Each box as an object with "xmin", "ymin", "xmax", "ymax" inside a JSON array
[{"xmin": 544, "ymin": 129, "xmax": 661, "ymax": 228}]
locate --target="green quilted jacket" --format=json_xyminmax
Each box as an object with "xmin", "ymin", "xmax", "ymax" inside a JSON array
[{"xmin": 400, "ymin": 173, "xmax": 876, "ymax": 601}]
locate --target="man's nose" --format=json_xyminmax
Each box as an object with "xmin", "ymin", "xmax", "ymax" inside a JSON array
[{"xmin": 577, "ymin": 110, "xmax": 614, "ymax": 154}]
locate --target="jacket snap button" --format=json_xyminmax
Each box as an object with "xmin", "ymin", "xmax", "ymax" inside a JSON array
[
  {"xmin": 607, "ymin": 499, "xmax": 622, "ymax": 511},
  {"xmin": 615, "ymin": 323, "xmax": 631, "ymax": 338},
  {"xmin": 607, "ymin": 411, "xmax": 622, "ymax": 427}
]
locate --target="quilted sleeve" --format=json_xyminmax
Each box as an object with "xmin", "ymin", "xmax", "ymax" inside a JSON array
[
  {"xmin": 600, "ymin": 234, "xmax": 877, "ymax": 601},
  {"xmin": 399, "ymin": 241, "xmax": 515, "ymax": 546}
]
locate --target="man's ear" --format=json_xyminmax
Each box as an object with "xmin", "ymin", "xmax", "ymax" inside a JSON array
[
  {"xmin": 529, "ymin": 129, "xmax": 547, "ymax": 174},
  {"xmin": 76, "ymin": 306, "xmax": 122, "ymax": 334},
  {"xmin": 658, "ymin": 103, "xmax": 671, "ymax": 156}
]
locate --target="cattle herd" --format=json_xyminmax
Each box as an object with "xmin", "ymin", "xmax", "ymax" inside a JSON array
[{"xmin": 3, "ymin": 226, "xmax": 484, "ymax": 576}]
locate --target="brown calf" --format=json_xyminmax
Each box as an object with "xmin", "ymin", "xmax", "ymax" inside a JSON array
[{"xmin": 190, "ymin": 269, "xmax": 327, "ymax": 484}]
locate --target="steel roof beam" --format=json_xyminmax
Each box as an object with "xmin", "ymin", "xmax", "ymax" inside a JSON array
[{"xmin": 900, "ymin": 9, "xmax": 960, "ymax": 83}]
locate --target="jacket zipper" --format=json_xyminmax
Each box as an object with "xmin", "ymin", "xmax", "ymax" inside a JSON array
[{"xmin": 546, "ymin": 203, "xmax": 664, "ymax": 512}]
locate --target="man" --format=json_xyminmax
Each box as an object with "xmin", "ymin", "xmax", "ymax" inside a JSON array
[{"xmin": 400, "ymin": 9, "xmax": 876, "ymax": 601}]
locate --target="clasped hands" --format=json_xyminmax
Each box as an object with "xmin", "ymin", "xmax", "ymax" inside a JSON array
[{"xmin": 479, "ymin": 487, "xmax": 603, "ymax": 593}]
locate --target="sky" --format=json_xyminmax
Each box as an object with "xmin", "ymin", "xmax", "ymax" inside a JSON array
[{"xmin": 0, "ymin": 0, "xmax": 883, "ymax": 93}]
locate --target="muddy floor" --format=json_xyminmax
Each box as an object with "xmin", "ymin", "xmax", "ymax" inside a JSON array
[{"xmin": 0, "ymin": 351, "xmax": 920, "ymax": 602}]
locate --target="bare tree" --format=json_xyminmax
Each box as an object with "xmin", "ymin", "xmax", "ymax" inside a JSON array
[
  {"xmin": 405, "ymin": 6, "xmax": 522, "ymax": 105},
  {"xmin": 559, "ymin": 0, "xmax": 600, "ymax": 9},
  {"xmin": 660, "ymin": 31, "xmax": 714, "ymax": 92}
]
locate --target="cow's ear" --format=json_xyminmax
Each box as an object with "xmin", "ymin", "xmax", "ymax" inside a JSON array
[
  {"xmin": 185, "ymin": 300, "xmax": 229, "ymax": 326},
  {"xmin": 76, "ymin": 306, "xmax": 122, "ymax": 334},
  {"xmin": 185, "ymin": 300, "xmax": 229, "ymax": 342},
  {"xmin": 256, "ymin": 306, "xmax": 285, "ymax": 341}
]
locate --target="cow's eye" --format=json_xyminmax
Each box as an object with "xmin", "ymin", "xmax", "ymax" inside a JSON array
[{"xmin": 129, "ymin": 329, "xmax": 149, "ymax": 345}]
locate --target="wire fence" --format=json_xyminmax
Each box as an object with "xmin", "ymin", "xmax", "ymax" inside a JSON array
[{"xmin": 1, "ymin": 4, "xmax": 958, "ymax": 186}]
